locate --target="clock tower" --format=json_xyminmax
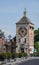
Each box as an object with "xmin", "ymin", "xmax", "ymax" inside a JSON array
[{"xmin": 16, "ymin": 9, "xmax": 34, "ymax": 55}]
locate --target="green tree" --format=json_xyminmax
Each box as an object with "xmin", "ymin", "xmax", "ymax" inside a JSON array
[
  {"xmin": 1, "ymin": 53, "xmax": 8, "ymax": 59},
  {"xmin": 7, "ymin": 52, "xmax": 12, "ymax": 59},
  {"xmin": 34, "ymin": 41, "xmax": 39, "ymax": 52},
  {"xmin": 34, "ymin": 28, "xmax": 39, "ymax": 42}
]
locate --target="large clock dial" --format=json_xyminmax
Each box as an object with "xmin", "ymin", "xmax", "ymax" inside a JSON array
[{"xmin": 18, "ymin": 26, "xmax": 27, "ymax": 37}]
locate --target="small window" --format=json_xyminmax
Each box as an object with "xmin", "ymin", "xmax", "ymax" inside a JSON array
[
  {"xmin": 30, "ymin": 26, "xmax": 32, "ymax": 29},
  {"xmin": 19, "ymin": 39, "xmax": 20, "ymax": 42},
  {"xmin": 25, "ymin": 38, "xmax": 26, "ymax": 43},
  {"xmin": 30, "ymin": 26, "xmax": 34, "ymax": 30},
  {"xmin": 32, "ymin": 27, "xmax": 34, "ymax": 30}
]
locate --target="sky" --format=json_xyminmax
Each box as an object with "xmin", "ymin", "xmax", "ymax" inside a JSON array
[{"xmin": 0, "ymin": 0, "xmax": 39, "ymax": 38}]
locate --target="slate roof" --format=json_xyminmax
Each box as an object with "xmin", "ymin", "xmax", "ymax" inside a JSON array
[
  {"xmin": 16, "ymin": 16, "xmax": 34, "ymax": 25},
  {"xmin": 16, "ymin": 9, "xmax": 34, "ymax": 25}
]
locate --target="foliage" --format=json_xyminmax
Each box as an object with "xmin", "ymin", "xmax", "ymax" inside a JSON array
[
  {"xmin": 7, "ymin": 52, "xmax": 12, "ymax": 59},
  {"xmin": 34, "ymin": 28, "xmax": 39, "ymax": 55},
  {"xmin": 34, "ymin": 41, "xmax": 39, "ymax": 53},
  {"xmin": 0, "ymin": 53, "xmax": 5, "ymax": 61},
  {"xmin": 1, "ymin": 53, "xmax": 8, "ymax": 59},
  {"xmin": 15, "ymin": 53, "xmax": 19, "ymax": 58},
  {"xmin": 24, "ymin": 53, "xmax": 27, "ymax": 57},
  {"xmin": 19, "ymin": 53, "xmax": 23, "ymax": 58},
  {"xmin": 0, "ymin": 52, "xmax": 12, "ymax": 59},
  {"xmin": 0, "ymin": 52, "xmax": 27, "ymax": 60},
  {"xmin": 12, "ymin": 53, "xmax": 16, "ymax": 59},
  {"xmin": 34, "ymin": 28, "xmax": 39, "ymax": 42},
  {"xmin": 12, "ymin": 52, "xmax": 27, "ymax": 58},
  {"xmin": 36, "ymin": 52, "xmax": 39, "ymax": 56},
  {"xmin": 12, "ymin": 53, "xmax": 19, "ymax": 59},
  {"xmin": 19, "ymin": 53, "xmax": 27, "ymax": 58}
]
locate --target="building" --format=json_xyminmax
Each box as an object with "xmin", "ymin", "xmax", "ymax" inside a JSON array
[
  {"xmin": 0, "ymin": 30, "xmax": 5, "ymax": 53},
  {"xmin": 16, "ymin": 9, "xmax": 34, "ymax": 55},
  {"xmin": 4, "ymin": 39, "xmax": 11, "ymax": 52},
  {"xmin": 5, "ymin": 38, "xmax": 16, "ymax": 53}
]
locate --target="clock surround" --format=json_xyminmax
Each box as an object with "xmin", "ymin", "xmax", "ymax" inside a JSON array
[{"xmin": 18, "ymin": 26, "xmax": 27, "ymax": 37}]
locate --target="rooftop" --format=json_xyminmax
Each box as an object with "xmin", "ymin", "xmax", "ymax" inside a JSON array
[{"xmin": 16, "ymin": 9, "xmax": 34, "ymax": 25}]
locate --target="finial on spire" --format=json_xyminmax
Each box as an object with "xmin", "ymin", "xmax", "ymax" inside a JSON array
[{"xmin": 24, "ymin": 8, "xmax": 26, "ymax": 16}]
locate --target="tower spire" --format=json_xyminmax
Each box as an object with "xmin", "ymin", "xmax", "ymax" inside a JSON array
[{"xmin": 24, "ymin": 8, "xmax": 26, "ymax": 16}]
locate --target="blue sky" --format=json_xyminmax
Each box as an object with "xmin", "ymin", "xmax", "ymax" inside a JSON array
[{"xmin": 0, "ymin": 0, "xmax": 39, "ymax": 38}]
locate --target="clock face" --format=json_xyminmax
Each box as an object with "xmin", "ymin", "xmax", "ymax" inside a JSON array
[{"xmin": 18, "ymin": 26, "xmax": 27, "ymax": 37}]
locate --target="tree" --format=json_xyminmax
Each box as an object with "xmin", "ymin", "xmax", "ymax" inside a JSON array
[
  {"xmin": 34, "ymin": 28, "xmax": 39, "ymax": 56},
  {"xmin": 1, "ymin": 53, "xmax": 8, "ymax": 59},
  {"xmin": 34, "ymin": 41, "xmax": 39, "ymax": 52},
  {"xmin": 7, "ymin": 52, "xmax": 12, "ymax": 59},
  {"xmin": 34, "ymin": 28, "xmax": 39, "ymax": 42}
]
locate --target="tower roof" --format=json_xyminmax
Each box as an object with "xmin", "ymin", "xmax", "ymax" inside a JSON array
[{"xmin": 16, "ymin": 9, "xmax": 34, "ymax": 25}]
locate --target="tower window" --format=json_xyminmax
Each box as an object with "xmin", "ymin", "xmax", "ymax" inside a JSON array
[
  {"xmin": 25, "ymin": 38, "xmax": 26, "ymax": 43},
  {"xmin": 19, "ymin": 39, "xmax": 20, "ymax": 42},
  {"xmin": 32, "ymin": 27, "xmax": 34, "ymax": 30},
  {"xmin": 30, "ymin": 26, "xmax": 32, "ymax": 29},
  {"xmin": 30, "ymin": 26, "xmax": 34, "ymax": 30}
]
